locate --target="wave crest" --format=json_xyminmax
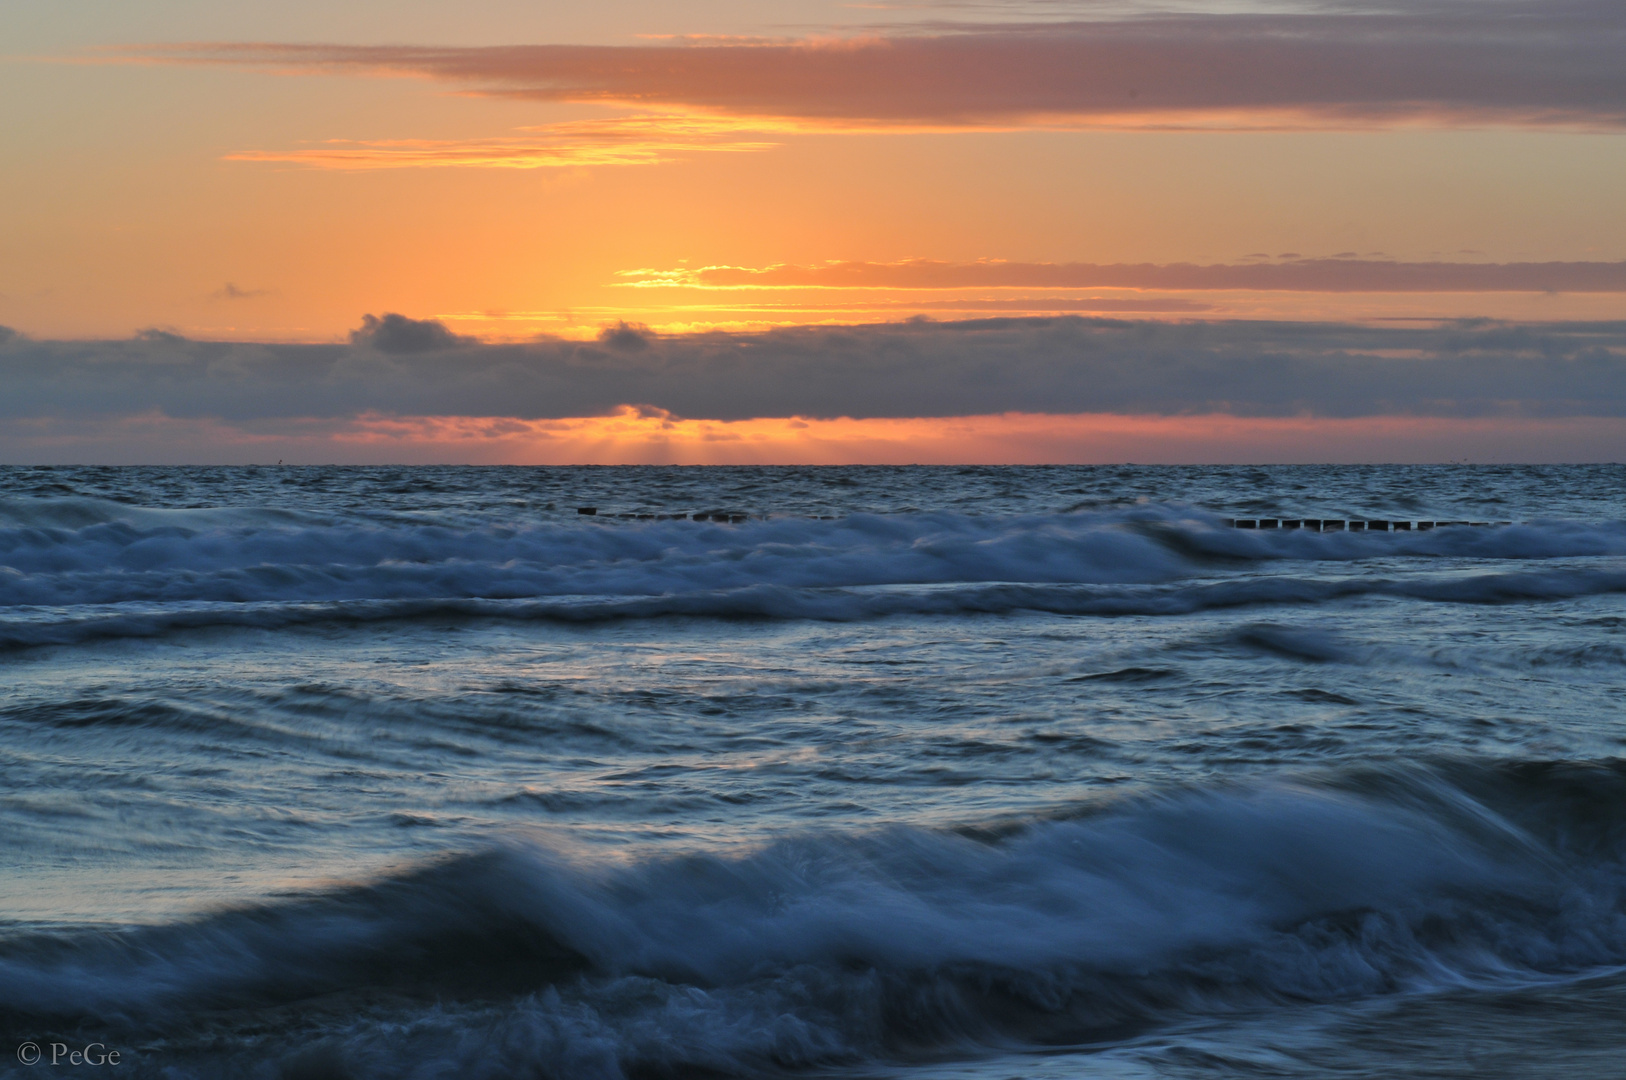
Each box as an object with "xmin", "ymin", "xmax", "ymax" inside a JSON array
[
  {"xmin": 7, "ymin": 762, "xmax": 1626, "ymax": 1075},
  {"xmin": 3, "ymin": 501, "xmax": 1624, "ymax": 644}
]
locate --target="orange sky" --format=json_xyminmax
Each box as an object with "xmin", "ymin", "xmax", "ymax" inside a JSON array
[{"xmin": 2, "ymin": 1, "xmax": 1625, "ymax": 462}]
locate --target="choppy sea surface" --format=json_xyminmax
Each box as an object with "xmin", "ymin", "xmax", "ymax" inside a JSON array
[{"xmin": 2, "ymin": 464, "xmax": 1626, "ymax": 1079}]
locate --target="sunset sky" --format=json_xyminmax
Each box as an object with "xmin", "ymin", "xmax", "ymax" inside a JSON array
[{"xmin": 4, "ymin": 0, "xmax": 1625, "ymax": 463}]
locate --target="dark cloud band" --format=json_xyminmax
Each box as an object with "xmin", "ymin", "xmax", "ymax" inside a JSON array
[{"xmin": 5, "ymin": 314, "xmax": 1626, "ymax": 422}]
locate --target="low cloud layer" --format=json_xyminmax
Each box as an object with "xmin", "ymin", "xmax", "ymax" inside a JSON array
[
  {"xmin": 128, "ymin": 2, "xmax": 1626, "ymax": 129},
  {"xmin": 4, "ymin": 314, "xmax": 1626, "ymax": 423},
  {"xmin": 619, "ymin": 259, "xmax": 1626, "ymax": 293}
]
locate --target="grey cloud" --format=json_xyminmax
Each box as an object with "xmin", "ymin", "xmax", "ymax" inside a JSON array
[
  {"xmin": 350, "ymin": 313, "xmax": 475, "ymax": 354},
  {"xmin": 4, "ymin": 315, "xmax": 1626, "ymax": 421},
  {"xmin": 212, "ymin": 283, "xmax": 272, "ymax": 301},
  {"xmin": 597, "ymin": 321, "xmax": 655, "ymax": 352},
  {"xmin": 129, "ymin": 2, "xmax": 1626, "ymax": 128}
]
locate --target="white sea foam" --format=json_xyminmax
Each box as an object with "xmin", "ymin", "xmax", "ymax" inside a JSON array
[{"xmin": 2, "ymin": 500, "xmax": 1623, "ymax": 617}]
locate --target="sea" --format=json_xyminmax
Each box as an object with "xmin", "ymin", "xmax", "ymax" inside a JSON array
[{"xmin": 2, "ymin": 463, "xmax": 1625, "ymax": 1079}]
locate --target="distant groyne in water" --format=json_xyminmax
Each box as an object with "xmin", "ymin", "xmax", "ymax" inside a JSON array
[{"xmin": 1226, "ymin": 519, "xmax": 1513, "ymax": 531}]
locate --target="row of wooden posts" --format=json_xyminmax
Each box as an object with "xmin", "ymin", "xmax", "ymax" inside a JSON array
[{"xmin": 1226, "ymin": 519, "xmax": 1510, "ymax": 531}]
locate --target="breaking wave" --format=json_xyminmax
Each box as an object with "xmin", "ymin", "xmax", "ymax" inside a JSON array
[
  {"xmin": 6, "ymin": 760, "xmax": 1626, "ymax": 1076},
  {"xmin": 1, "ymin": 498, "xmax": 1623, "ymax": 645}
]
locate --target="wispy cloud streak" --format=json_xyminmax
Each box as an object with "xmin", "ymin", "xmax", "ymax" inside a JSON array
[
  {"xmin": 617, "ymin": 258, "xmax": 1626, "ymax": 293},
  {"xmin": 120, "ymin": 3, "xmax": 1626, "ymax": 129},
  {"xmin": 225, "ymin": 114, "xmax": 778, "ymax": 169}
]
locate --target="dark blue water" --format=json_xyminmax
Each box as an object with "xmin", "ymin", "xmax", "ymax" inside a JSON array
[{"xmin": 2, "ymin": 464, "xmax": 1625, "ymax": 1078}]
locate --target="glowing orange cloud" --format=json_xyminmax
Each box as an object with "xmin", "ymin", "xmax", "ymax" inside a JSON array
[
  {"xmin": 434, "ymin": 296, "xmax": 1213, "ymax": 338},
  {"xmin": 310, "ymin": 411, "xmax": 1626, "ymax": 464},
  {"xmin": 225, "ymin": 114, "xmax": 780, "ymax": 170},
  {"xmin": 7, "ymin": 408, "xmax": 1623, "ymax": 466}
]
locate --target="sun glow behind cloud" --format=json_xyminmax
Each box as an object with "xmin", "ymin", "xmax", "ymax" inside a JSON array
[{"xmin": 7, "ymin": 407, "xmax": 1624, "ymax": 465}]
